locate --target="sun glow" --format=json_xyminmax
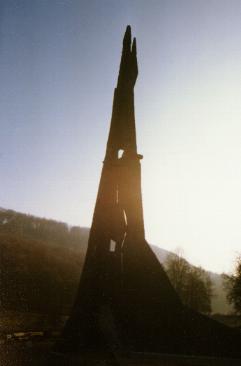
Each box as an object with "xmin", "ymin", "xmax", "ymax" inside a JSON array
[{"xmin": 141, "ymin": 65, "xmax": 241, "ymax": 273}]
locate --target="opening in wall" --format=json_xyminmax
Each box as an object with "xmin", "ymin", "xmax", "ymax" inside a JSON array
[
  {"xmin": 118, "ymin": 149, "xmax": 124, "ymax": 159},
  {"xmin": 110, "ymin": 240, "xmax": 116, "ymax": 252},
  {"xmin": 123, "ymin": 210, "xmax": 127, "ymax": 225}
]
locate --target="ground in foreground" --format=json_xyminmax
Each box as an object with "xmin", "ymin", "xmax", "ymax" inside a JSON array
[{"xmin": 1, "ymin": 338, "xmax": 241, "ymax": 366}]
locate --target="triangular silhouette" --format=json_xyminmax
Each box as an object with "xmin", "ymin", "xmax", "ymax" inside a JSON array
[{"xmin": 57, "ymin": 26, "xmax": 241, "ymax": 361}]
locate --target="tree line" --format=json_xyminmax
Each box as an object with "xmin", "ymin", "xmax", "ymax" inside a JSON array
[
  {"xmin": 164, "ymin": 251, "xmax": 213, "ymax": 314},
  {"xmin": 164, "ymin": 250, "xmax": 241, "ymax": 317},
  {"xmin": 222, "ymin": 256, "xmax": 241, "ymax": 315},
  {"xmin": 0, "ymin": 209, "xmax": 89, "ymax": 251}
]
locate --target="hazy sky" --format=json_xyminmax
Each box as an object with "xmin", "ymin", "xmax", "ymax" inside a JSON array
[{"xmin": 1, "ymin": 0, "xmax": 241, "ymax": 273}]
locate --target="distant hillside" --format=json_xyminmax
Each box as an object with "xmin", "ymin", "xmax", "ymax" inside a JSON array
[
  {"xmin": 0, "ymin": 208, "xmax": 232, "ymax": 318},
  {"xmin": 151, "ymin": 245, "xmax": 233, "ymax": 314},
  {"xmin": 0, "ymin": 209, "xmax": 88, "ymax": 315}
]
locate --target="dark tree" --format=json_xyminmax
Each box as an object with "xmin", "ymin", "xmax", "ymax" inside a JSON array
[
  {"xmin": 222, "ymin": 255, "xmax": 241, "ymax": 314},
  {"xmin": 165, "ymin": 251, "xmax": 213, "ymax": 314}
]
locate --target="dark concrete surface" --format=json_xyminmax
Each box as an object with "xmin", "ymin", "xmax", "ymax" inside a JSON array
[{"xmin": 1, "ymin": 340, "xmax": 241, "ymax": 366}]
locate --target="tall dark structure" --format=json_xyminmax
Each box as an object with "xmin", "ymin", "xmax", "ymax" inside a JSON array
[{"xmin": 59, "ymin": 26, "xmax": 241, "ymax": 360}]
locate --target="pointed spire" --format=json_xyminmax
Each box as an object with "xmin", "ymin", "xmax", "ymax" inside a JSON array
[
  {"xmin": 132, "ymin": 37, "xmax": 137, "ymax": 55},
  {"xmin": 123, "ymin": 25, "xmax": 131, "ymax": 53},
  {"xmin": 117, "ymin": 26, "xmax": 138, "ymax": 89}
]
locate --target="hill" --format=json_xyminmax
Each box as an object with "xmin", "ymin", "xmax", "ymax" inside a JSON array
[
  {"xmin": 151, "ymin": 245, "xmax": 233, "ymax": 314},
  {"xmin": 0, "ymin": 208, "xmax": 232, "ymax": 326}
]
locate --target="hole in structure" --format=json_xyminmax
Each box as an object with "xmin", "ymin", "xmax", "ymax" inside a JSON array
[
  {"xmin": 123, "ymin": 210, "xmax": 127, "ymax": 225},
  {"xmin": 118, "ymin": 149, "xmax": 124, "ymax": 159},
  {"xmin": 110, "ymin": 240, "xmax": 116, "ymax": 252}
]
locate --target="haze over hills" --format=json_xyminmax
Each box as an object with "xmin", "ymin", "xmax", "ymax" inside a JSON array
[
  {"xmin": 151, "ymin": 246, "xmax": 233, "ymax": 315},
  {"xmin": 0, "ymin": 208, "xmax": 232, "ymax": 320}
]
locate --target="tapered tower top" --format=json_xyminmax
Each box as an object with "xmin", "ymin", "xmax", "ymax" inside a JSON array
[
  {"xmin": 106, "ymin": 25, "xmax": 138, "ymax": 158},
  {"xmin": 117, "ymin": 25, "xmax": 138, "ymax": 90}
]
